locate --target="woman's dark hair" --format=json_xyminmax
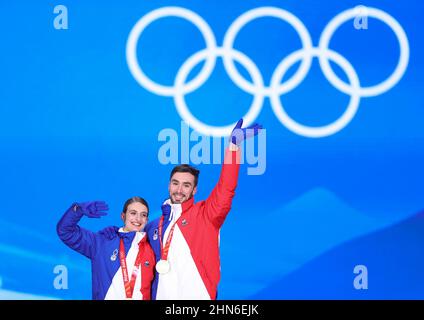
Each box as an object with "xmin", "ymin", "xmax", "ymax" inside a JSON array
[
  {"xmin": 122, "ymin": 196, "xmax": 149, "ymax": 214},
  {"xmin": 170, "ymin": 164, "xmax": 200, "ymax": 187}
]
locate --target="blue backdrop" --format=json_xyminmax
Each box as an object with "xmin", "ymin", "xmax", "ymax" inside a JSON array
[{"xmin": 0, "ymin": 0, "xmax": 423, "ymax": 299}]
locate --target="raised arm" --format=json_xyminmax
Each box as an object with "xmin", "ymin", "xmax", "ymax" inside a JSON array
[
  {"xmin": 204, "ymin": 119, "xmax": 262, "ymax": 228},
  {"xmin": 56, "ymin": 201, "xmax": 109, "ymax": 259}
]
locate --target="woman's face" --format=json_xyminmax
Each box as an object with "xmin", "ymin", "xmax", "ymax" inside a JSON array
[{"xmin": 121, "ymin": 202, "xmax": 148, "ymax": 232}]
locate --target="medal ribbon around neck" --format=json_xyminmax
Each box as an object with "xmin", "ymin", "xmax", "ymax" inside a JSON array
[
  {"xmin": 119, "ymin": 238, "xmax": 145, "ymax": 299},
  {"xmin": 158, "ymin": 214, "xmax": 179, "ymax": 261}
]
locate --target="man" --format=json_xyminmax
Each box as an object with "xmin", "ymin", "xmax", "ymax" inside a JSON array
[{"xmin": 145, "ymin": 118, "xmax": 262, "ymax": 300}]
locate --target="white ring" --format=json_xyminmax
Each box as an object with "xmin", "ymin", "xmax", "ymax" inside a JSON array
[
  {"xmin": 319, "ymin": 6, "xmax": 410, "ymax": 97},
  {"xmin": 174, "ymin": 47, "xmax": 265, "ymax": 136},
  {"xmin": 223, "ymin": 7, "xmax": 314, "ymax": 96},
  {"xmin": 270, "ymin": 48, "xmax": 361, "ymax": 138},
  {"xmin": 126, "ymin": 7, "xmax": 217, "ymax": 96}
]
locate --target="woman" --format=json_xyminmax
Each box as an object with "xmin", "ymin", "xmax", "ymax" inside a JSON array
[{"xmin": 56, "ymin": 197, "xmax": 155, "ymax": 300}]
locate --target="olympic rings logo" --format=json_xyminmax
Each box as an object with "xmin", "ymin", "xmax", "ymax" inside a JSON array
[{"xmin": 126, "ymin": 6, "xmax": 409, "ymax": 138}]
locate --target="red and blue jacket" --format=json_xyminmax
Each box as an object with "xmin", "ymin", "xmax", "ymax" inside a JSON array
[
  {"xmin": 57, "ymin": 206, "xmax": 155, "ymax": 300},
  {"xmin": 145, "ymin": 148, "xmax": 240, "ymax": 300}
]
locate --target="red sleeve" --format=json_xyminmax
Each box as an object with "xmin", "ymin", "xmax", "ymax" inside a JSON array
[
  {"xmin": 203, "ymin": 147, "xmax": 240, "ymax": 228},
  {"xmin": 140, "ymin": 244, "xmax": 155, "ymax": 300}
]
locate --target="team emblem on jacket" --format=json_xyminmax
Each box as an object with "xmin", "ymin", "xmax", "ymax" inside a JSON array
[
  {"xmin": 110, "ymin": 249, "xmax": 118, "ymax": 261},
  {"xmin": 153, "ymin": 229, "xmax": 158, "ymax": 240},
  {"xmin": 182, "ymin": 219, "xmax": 188, "ymax": 226}
]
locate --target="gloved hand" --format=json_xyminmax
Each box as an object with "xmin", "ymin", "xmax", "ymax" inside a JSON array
[
  {"xmin": 99, "ymin": 226, "xmax": 119, "ymax": 240},
  {"xmin": 162, "ymin": 203, "xmax": 171, "ymax": 217},
  {"xmin": 230, "ymin": 118, "xmax": 263, "ymax": 146},
  {"xmin": 75, "ymin": 201, "xmax": 109, "ymax": 218}
]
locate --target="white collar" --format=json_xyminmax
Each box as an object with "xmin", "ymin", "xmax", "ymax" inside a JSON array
[
  {"xmin": 118, "ymin": 227, "xmax": 146, "ymax": 238},
  {"xmin": 164, "ymin": 199, "xmax": 182, "ymax": 222}
]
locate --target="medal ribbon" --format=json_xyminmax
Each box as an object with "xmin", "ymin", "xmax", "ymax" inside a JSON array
[
  {"xmin": 158, "ymin": 215, "xmax": 178, "ymax": 261},
  {"xmin": 119, "ymin": 238, "xmax": 145, "ymax": 299}
]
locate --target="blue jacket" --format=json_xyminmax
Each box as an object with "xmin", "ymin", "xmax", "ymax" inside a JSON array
[{"xmin": 56, "ymin": 204, "xmax": 155, "ymax": 300}]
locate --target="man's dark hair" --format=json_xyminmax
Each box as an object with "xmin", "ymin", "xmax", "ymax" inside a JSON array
[
  {"xmin": 170, "ymin": 164, "xmax": 200, "ymax": 187},
  {"xmin": 122, "ymin": 196, "xmax": 149, "ymax": 215}
]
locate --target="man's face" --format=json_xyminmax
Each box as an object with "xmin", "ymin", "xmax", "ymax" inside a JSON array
[
  {"xmin": 121, "ymin": 202, "xmax": 148, "ymax": 232},
  {"xmin": 169, "ymin": 172, "xmax": 197, "ymax": 204}
]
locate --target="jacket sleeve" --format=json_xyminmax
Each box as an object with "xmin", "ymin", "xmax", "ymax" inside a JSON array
[
  {"xmin": 141, "ymin": 245, "xmax": 156, "ymax": 300},
  {"xmin": 56, "ymin": 204, "xmax": 97, "ymax": 259},
  {"xmin": 203, "ymin": 146, "xmax": 240, "ymax": 228}
]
